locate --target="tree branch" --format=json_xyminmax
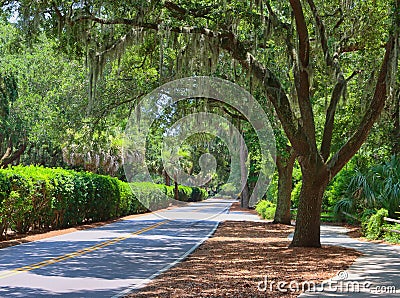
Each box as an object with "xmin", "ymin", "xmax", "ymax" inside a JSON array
[
  {"xmin": 71, "ymin": 9, "xmax": 309, "ymax": 154},
  {"xmin": 289, "ymin": 0, "xmax": 317, "ymax": 152},
  {"xmin": 90, "ymin": 92, "xmax": 146, "ymax": 126},
  {"xmin": 164, "ymin": 1, "xmax": 214, "ymax": 19},
  {"xmin": 0, "ymin": 138, "xmax": 27, "ymax": 168},
  {"xmin": 320, "ymin": 70, "xmax": 360, "ymax": 161},
  {"xmin": 265, "ymin": 1, "xmax": 296, "ymax": 63},
  {"xmin": 217, "ymin": 31, "xmax": 308, "ymax": 154},
  {"xmin": 320, "ymin": 74, "xmax": 345, "ymax": 161},
  {"xmin": 306, "ymin": 0, "xmax": 332, "ymax": 66},
  {"xmin": 327, "ymin": 37, "xmax": 396, "ymax": 177},
  {"xmin": 71, "ymin": 15, "xmax": 151, "ymax": 26}
]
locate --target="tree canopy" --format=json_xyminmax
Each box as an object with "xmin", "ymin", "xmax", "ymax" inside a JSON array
[{"xmin": 1, "ymin": 0, "xmax": 399, "ymax": 247}]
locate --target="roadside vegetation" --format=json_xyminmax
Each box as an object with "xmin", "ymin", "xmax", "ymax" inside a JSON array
[
  {"xmin": 256, "ymin": 155, "xmax": 400, "ymax": 244},
  {"xmin": 0, "ymin": 165, "xmax": 207, "ymax": 239}
]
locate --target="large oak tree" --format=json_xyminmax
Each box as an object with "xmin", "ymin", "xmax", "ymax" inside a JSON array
[{"xmin": 7, "ymin": 0, "xmax": 399, "ymax": 247}]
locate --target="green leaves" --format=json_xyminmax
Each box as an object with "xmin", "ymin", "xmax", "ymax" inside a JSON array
[
  {"xmin": 334, "ymin": 155, "xmax": 400, "ymax": 218},
  {"xmin": 363, "ymin": 208, "xmax": 388, "ymax": 240},
  {"xmin": 0, "ymin": 165, "xmax": 141, "ymax": 238},
  {"xmin": 255, "ymin": 200, "xmax": 276, "ymax": 220},
  {"xmin": 0, "ymin": 165, "xmax": 208, "ymax": 238}
]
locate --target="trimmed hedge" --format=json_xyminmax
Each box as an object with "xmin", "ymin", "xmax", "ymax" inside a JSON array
[
  {"xmin": 255, "ymin": 200, "xmax": 276, "ymax": 220},
  {"xmin": 0, "ymin": 166, "xmax": 208, "ymax": 239}
]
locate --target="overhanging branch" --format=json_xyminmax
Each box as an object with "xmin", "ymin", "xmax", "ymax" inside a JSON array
[
  {"xmin": 327, "ymin": 37, "xmax": 396, "ymax": 176},
  {"xmin": 289, "ymin": 0, "xmax": 317, "ymax": 152}
]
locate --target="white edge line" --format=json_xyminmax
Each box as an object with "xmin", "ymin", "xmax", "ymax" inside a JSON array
[{"xmin": 111, "ymin": 204, "xmax": 231, "ymax": 298}]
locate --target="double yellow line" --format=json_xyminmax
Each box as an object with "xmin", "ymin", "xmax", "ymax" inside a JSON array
[{"xmin": 0, "ymin": 220, "xmax": 170, "ymax": 280}]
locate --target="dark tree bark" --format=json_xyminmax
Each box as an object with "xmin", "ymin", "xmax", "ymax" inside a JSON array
[
  {"xmin": 173, "ymin": 174, "xmax": 179, "ymax": 201},
  {"xmin": 289, "ymin": 157, "xmax": 329, "ymax": 247},
  {"xmin": 163, "ymin": 169, "xmax": 171, "ymax": 186},
  {"xmin": 239, "ymin": 129, "xmax": 250, "ymax": 208},
  {"xmin": 0, "ymin": 138, "xmax": 27, "ymax": 168},
  {"xmin": 240, "ymin": 183, "xmax": 250, "ymax": 208},
  {"xmin": 273, "ymin": 150, "xmax": 296, "ymax": 225},
  {"xmin": 392, "ymin": 90, "xmax": 400, "ymax": 155}
]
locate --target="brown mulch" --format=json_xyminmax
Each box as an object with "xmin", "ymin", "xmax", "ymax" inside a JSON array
[
  {"xmin": 346, "ymin": 226, "xmax": 363, "ymax": 239},
  {"xmin": 229, "ymin": 201, "xmax": 260, "ymax": 216},
  {"xmin": 128, "ymin": 208, "xmax": 362, "ymax": 297}
]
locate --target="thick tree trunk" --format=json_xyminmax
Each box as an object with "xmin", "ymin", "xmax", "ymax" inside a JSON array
[
  {"xmin": 0, "ymin": 141, "xmax": 27, "ymax": 168},
  {"xmin": 240, "ymin": 182, "xmax": 250, "ymax": 208},
  {"xmin": 290, "ymin": 161, "xmax": 328, "ymax": 247},
  {"xmin": 392, "ymin": 90, "xmax": 400, "ymax": 155},
  {"xmin": 239, "ymin": 129, "xmax": 249, "ymax": 208},
  {"xmin": 273, "ymin": 152, "xmax": 296, "ymax": 225},
  {"xmin": 173, "ymin": 174, "xmax": 179, "ymax": 201},
  {"xmin": 163, "ymin": 169, "xmax": 171, "ymax": 186}
]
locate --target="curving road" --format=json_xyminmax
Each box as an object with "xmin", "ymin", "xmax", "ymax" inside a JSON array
[{"xmin": 0, "ymin": 198, "xmax": 236, "ymax": 297}]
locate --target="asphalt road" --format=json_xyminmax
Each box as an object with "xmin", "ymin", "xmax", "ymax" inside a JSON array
[{"xmin": 0, "ymin": 198, "xmax": 234, "ymax": 297}]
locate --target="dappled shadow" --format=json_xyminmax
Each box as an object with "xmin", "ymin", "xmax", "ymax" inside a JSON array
[
  {"xmin": 0, "ymin": 212, "xmax": 224, "ymax": 297},
  {"xmin": 298, "ymin": 225, "xmax": 400, "ymax": 297},
  {"xmin": 128, "ymin": 221, "xmax": 360, "ymax": 298}
]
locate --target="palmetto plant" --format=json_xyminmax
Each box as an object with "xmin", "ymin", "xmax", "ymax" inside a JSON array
[{"xmin": 335, "ymin": 155, "xmax": 400, "ymax": 218}]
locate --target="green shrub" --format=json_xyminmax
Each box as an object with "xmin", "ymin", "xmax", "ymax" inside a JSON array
[
  {"xmin": 364, "ymin": 208, "xmax": 388, "ymax": 240},
  {"xmin": 130, "ymin": 182, "xmax": 169, "ymax": 210},
  {"xmin": 360, "ymin": 209, "xmax": 376, "ymax": 234},
  {"xmin": 342, "ymin": 155, "xmax": 400, "ymax": 218},
  {"xmin": 255, "ymin": 200, "xmax": 276, "ymax": 220},
  {"xmin": 220, "ymin": 183, "xmax": 238, "ymax": 198},
  {"xmin": 0, "ymin": 165, "xmax": 208, "ymax": 238},
  {"xmin": 5, "ymin": 173, "xmax": 36, "ymax": 233},
  {"xmin": 191, "ymin": 187, "xmax": 208, "ymax": 202},
  {"xmin": 0, "ymin": 172, "xmax": 10, "ymax": 202},
  {"xmin": 383, "ymin": 223, "xmax": 400, "ymax": 243},
  {"xmin": 178, "ymin": 185, "xmax": 192, "ymax": 202},
  {"xmin": 325, "ymin": 167, "xmax": 354, "ymax": 211},
  {"xmin": 118, "ymin": 181, "xmax": 147, "ymax": 216},
  {"xmin": 0, "ymin": 172, "xmax": 11, "ymax": 237},
  {"xmin": 165, "ymin": 185, "xmax": 207, "ymax": 202},
  {"xmin": 0, "ymin": 166, "xmax": 149, "ymax": 237}
]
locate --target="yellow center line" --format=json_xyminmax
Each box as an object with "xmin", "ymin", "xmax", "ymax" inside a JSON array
[{"xmin": 0, "ymin": 220, "xmax": 170, "ymax": 280}]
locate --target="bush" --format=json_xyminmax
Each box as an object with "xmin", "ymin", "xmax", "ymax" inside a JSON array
[
  {"xmin": 0, "ymin": 166, "xmax": 208, "ymax": 239},
  {"xmin": 178, "ymin": 185, "xmax": 192, "ymax": 202},
  {"xmin": 219, "ymin": 183, "xmax": 238, "ymax": 198},
  {"xmin": 383, "ymin": 223, "xmax": 400, "ymax": 243},
  {"xmin": 0, "ymin": 172, "xmax": 10, "ymax": 202},
  {"xmin": 325, "ymin": 166, "xmax": 355, "ymax": 212},
  {"xmin": 0, "ymin": 166, "xmax": 147, "ymax": 238},
  {"xmin": 0, "ymin": 172, "xmax": 11, "ymax": 236},
  {"xmin": 130, "ymin": 182, "xmax": 168, "ymax": 210},
  {"xmin": 118, "ymin": 180, "xmax": 147, "ymax": 216},
  {"xmin": 291, "ymin": 181, "xmax": 302, "ymax": 208},
  {"xmin": 255, "ymin": 200, "xmax": 276, "ymax": 220},
  {"xmin": 360, "ymin": 209, "xmax": 376, "ymax": 234},
  {"xmin": 341, "ymin": 155, "xmax": 400, "ymax": 218},
  {"xmin": 191, "ymin": 187, "xmax": 208, "ymax": 202},
  {"xmin": 4, "ymin": 172, "xmax": 36, "ymax": 233},
  {"xmin": 165, "ymin": 185, "xmax": 208, "ymax": 202},
  {"xmin": 363, "ymin": 208, "xmax": 388, "ymax": 240}
]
